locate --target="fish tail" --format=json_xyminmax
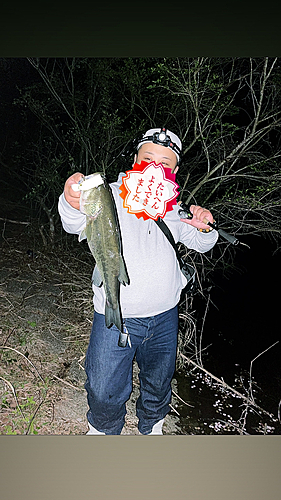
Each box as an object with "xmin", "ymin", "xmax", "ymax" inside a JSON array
[{"xmin": 105, "ymin": 302, "xmax": 123, "ymax": 332}]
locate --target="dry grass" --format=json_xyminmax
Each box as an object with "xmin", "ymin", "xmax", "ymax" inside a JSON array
[
  {"xmin": 1, "ymin": 226, "xmax": 279, "ymax": 435},
  {"xmin": 0, "ymin": 232, "xmax": 181, "ymax": 435}
]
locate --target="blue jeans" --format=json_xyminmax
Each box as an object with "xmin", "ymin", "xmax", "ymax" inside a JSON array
[{"xmin": 84, "ymin": 306, "xmax": 178, "ymax": 435}]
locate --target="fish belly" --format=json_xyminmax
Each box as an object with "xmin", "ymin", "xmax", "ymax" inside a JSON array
[{"xmin": 87, "ymin": 215, "xmax": 123, "ymax": 331}]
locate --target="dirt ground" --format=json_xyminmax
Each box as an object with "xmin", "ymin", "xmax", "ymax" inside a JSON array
[
  {"xmin": 0, "ymin": 220, "xmax": 182, "ymax": 435},
  {"xmin": 1, "ymin": 196, "xmax": 280, "ymax": 436}
]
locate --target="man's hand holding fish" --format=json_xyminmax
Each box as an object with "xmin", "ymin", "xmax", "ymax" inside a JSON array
[{"xmin": 64, "ymin": 172, "xmax": 84, "ymax": 210}]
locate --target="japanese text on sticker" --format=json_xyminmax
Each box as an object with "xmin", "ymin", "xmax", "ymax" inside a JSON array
[{"xmin": 119, "ymin": 162, "xmax": 179, "ymax": 221}]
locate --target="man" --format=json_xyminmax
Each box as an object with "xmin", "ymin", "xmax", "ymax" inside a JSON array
[{"xmin": 58, "ymin": 128, "xmax": 218, "ymax": 435}]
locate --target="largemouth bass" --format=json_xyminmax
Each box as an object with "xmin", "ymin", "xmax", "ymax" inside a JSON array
[{"xmin": 77, "ymin": 173, "xmax": 129, "ymax": 334}]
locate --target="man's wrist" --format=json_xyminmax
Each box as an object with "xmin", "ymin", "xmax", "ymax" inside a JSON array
[{"xmin": 197, "ymin": 220, "xmax": 216, "ymax": 233}]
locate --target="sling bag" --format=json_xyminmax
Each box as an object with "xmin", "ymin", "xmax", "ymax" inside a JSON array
[{"xmin": 155, "ymin": 217, "xmax": 199, "ymax": 297}]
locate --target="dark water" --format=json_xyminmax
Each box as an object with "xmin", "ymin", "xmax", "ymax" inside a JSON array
[{"xmin": 175, "ymin": 235, "xmax": 281, "ymax": 434}]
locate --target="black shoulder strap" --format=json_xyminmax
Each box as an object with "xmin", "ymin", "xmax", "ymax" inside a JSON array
[{"xmin": 155, "ymin": 217, "xmax": 184, "ymax": 269}]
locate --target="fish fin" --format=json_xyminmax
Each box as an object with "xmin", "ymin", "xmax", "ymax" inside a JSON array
[
  {"xmin": 105, "ymin": 302, "xmax": 122, "ymax": 332},
  {"xmin": 118, "ymin": 256, "xmax": 130, "ymax": 286},
  {"xmin": 92, "ymin": 266, "xmax": 103, "ymax": 287},
  {"xmin": 78, "ymin": 227, "xmax": 87, "ymax": 242}
]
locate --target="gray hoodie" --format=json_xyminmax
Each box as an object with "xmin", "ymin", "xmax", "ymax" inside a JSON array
[{"xmin": 58, "ymin": 173, "xmax": 218, "ymax": 318}]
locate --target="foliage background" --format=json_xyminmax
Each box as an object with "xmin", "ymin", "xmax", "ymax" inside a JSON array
[
  {"xmin": 1, "ymin": 57, "xmax": 281, "ymax": 435},
  {"xmin": 1, "ymin": 57, "xmax": 281, "ymax": 252},
  {"xmin": 1, "ymin": 56, "xmax": 281, "ymax": 353}
]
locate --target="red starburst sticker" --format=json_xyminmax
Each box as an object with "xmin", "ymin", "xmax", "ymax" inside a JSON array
[{"xmin": 119, "ymin": 161, "xmax": 179, "ymax": 220}]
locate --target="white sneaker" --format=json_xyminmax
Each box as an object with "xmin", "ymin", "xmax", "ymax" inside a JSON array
[
  {"xmin": 147, "ymin": 418, "xmax": 164, "ymax": 435},
  {"xmin": 86, "ymin": 422, "xmax": 106, "ymax": 435}
]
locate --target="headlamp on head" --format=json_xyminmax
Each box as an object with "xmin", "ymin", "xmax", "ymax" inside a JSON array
[
  {"xmin": 137, "ymin": 127, "xmax": 182, "ymax": 162},
  {"xmin": 158, "ymin": 130, "xmax": 168, "ymax": 142}
]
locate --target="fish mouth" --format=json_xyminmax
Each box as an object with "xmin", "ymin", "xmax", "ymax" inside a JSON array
[{"xmin": 79, "ymin": 173, "xmax": 105, "ymax": 191}]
